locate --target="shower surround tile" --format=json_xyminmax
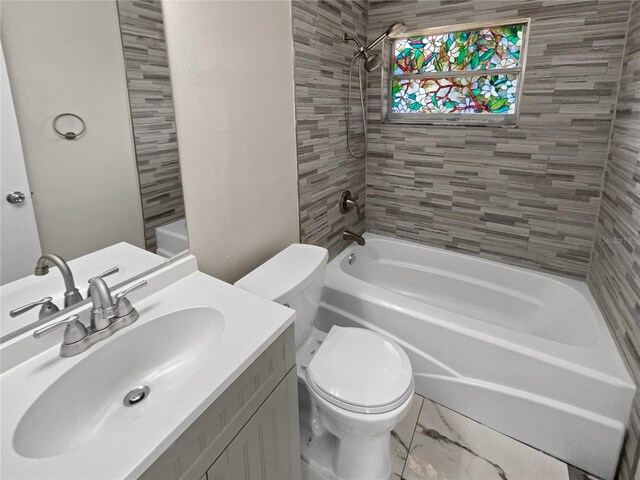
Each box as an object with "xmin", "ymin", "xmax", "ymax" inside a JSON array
[
  {"xmin": 292, "ymin": 0, "xmax": 368, "ymax": 258},
  {"xmin": 588, "ymin": 1, "xmax": 640, "ymax": 479},
  {"xmin": 117, "ymin": 0, "xmax": 185, "ymax": 252},
  {"xmin": 366, "ymin": 0, "xmax": 631, "ymax": 279}
]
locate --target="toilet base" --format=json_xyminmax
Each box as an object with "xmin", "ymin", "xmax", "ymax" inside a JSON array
[
  {"xmin": 334, "ymin": 431, "xmax": 393, "ymax": 480},
  {"xmin": 300, "ymin": 425, "xmax": 393, "ymax": 480},
  {"xmin": 300, "ymin": 424, "xmax": 337, "ymax": 480}
]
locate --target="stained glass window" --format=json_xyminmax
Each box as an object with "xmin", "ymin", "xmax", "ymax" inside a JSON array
[{"xmin": 387, "ymin": 22, "xmax": 528, "ymax": 125}]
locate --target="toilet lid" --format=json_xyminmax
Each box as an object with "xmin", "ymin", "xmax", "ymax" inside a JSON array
[{"xmin": 306, "ymin": 327, "xmax": 413, "ymax": 414}]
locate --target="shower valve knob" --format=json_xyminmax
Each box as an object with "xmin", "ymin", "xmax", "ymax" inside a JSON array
[{"xmin": 339, "ymin": 190, "xmax": 361, "ymax": 215}]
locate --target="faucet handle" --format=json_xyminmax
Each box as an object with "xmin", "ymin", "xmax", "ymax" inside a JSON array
[
  {"xmin": 10, "ymin": 297, "xmax": 60, "ymax": 320},
  {"xmin": 339, "ymin": 190, "xmax": 362, "ymax": 216},
  {"xmin": 115, "ymin": 280, "xmax": 147, "ymax": 319},
  {"xmin": 88, "ymin": 266, "xmax": 120, "ymax": 285},
  {"xmin": 33, "ymin": 314, "xmax": 88, "ymax": 344},
  {"xmin": 115, "ymin": 280, "xmax": 147, "ymax": 302},
  {"xmin": 96, "ymin": 266, "xmax": 119, "ymax": 280}
]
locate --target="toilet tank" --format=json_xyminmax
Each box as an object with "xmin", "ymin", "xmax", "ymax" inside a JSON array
[{"xmin": 234, "ymin": 244, "xmax": 328, "ymax": 348}]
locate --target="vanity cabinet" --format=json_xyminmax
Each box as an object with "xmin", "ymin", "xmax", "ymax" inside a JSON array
[
  {"xmin": 207, "ymin": 369, "xmax": 298, "ymax": 480},
  {"xmin": 140, "ymin": 325, "xmax": 301, "ymax": 480}
]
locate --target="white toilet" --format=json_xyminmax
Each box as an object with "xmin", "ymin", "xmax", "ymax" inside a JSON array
[{"xmin": 235, "ymin": 244, "xmax": 414, "ymax": 480}]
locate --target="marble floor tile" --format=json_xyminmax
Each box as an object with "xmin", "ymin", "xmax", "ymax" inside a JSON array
[
  {"xmin": 568, "ymin": 465, "xmax": 601, "ymax": 480},
  {"xmin": 301, "ymin": 459, "xmax": 327, "ymax": 480},
  {"xmin": 392, "ymin": 394, "xmax": 424, "ymax": 477},
  {"xmin": 403, "ymin": 399, "xmax": 570, "ymax": 480},
  {"xmin": 300, "ymin": 394, "xmax": 596, "ymax": 480}
]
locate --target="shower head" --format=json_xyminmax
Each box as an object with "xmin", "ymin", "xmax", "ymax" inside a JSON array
[
  {"xmin": 363, "ymin": 52, "xmax": 382, "ymax": 72},
  {"xmin": 366, "ymin": 21, "xmax": 407, "ymax": 51},
  {"xmin": 386, "ymin": 22, "xmax": 408, "ymax": 37}
]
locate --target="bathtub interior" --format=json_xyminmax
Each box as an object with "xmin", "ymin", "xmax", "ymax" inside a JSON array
[{"xmin": 339, "ymin": 237, "xmax": 599, "ymax": 347}]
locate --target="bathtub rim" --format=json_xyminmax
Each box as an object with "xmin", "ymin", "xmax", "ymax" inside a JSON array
[{"xmin": 326, "ymin": 233, "xmax": 634, "ymax": 389}]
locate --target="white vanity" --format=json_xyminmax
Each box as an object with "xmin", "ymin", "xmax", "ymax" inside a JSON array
[{"xmin": 0, "ymin": 255, "xmax": 301, "ymax": 479}]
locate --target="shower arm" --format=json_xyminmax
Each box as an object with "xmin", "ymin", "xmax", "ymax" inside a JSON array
[
  {"xmin": 344, "ymin": 33, "xmax": 385, "ymax": 54},
  {"xmin": 366, "ymin": 33, "xmax": 388, "ymax": 52},
  {"xmin": 343, "ymin": 34, "xmax": 366, "ymax": 54}
]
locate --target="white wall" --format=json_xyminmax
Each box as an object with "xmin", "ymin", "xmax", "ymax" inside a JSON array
[
  {"xmin": 163, "ymin": 0, "xmax": 299, "ymax": 282},
  {"xmin": 0, "ymin": 1, "xmax": 145, "ymax": 260}
]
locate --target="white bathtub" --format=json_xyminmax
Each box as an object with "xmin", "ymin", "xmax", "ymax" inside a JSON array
[
  {"xmin": 319, "ymin": 233, "xmax": 635, "ymax": 480},
  {"xmin": 155, "ymin": 218, "xmax": 189, "ymax": 258}
]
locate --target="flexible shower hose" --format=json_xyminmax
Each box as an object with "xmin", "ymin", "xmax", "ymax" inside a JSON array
[{"xmin": 347, "ymin": 54, "xmax": 367, "ymax": 159}]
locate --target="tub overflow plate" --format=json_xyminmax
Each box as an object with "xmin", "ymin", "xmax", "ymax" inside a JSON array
[{"xmin": 123, "ymin": 385, "xmax": 150, "ymax": 406}]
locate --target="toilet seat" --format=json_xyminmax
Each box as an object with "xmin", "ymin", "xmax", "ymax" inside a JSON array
[{"xmin": 305, "ymin": 326, "xmax": 414, "ymax": 414}]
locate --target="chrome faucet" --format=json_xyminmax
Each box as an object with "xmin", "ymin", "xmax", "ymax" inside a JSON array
[
  {"xmin": 343, "ymin": 230, "xmax": 365, "ymax": 246},
  {"xmin": 88, "ymin": 275, "xmax": 117, "ymax": 331},
  {"xmin": 10, "ymin": 265, "xmax": 119, "ymax": 323},
  {"xmin": 33, "ymin": 268, "xmax": 147, "ymax": 358},
  {"xmin": 34, "ymin": 254, "xmax": 82, "ymax": 307}
]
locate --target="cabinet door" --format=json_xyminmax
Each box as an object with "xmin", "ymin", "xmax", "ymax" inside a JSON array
[{"xmin": 208, "ymin": 369, "xmax": 301, "ymax": 480}]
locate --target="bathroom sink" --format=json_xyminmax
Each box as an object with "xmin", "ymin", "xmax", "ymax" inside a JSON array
[
  {"xmin": 13, "ymin": 307, "xmax": 224, "ymax": 459},
  {"xmin": 1, "ymin": 256, "xmax": 295, "ymax": 480}
]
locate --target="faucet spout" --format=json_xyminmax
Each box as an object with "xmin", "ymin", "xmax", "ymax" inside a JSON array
[
  {"xmin": 88, "ymin": 276, "xmax": 116, "ymax": 331},
  {"xmin": 343, "ymin": 230, "xmax": 366, "ymax": 246},
  {"xmin": 34, "ymin": 254, "xmax": 82, "ymax": 307},
  {"xmin": 88, "ymin": 277, "xmax": 115, "ymax": 311}
]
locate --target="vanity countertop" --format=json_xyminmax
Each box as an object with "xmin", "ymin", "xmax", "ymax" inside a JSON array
[{"xmin": 0, "ymin": 256, "xmax": 295, "ymax": 479}]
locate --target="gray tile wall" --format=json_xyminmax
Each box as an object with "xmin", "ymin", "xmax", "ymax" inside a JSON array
[
  {"xmin": 588, "ymin": 1, "xmax": 640, "ymax": 479},
  {"xmin": 366, "ymin": 0, "xmax": 630, "ymax": 279},
  {"xmin": 117, "ymin": 0, "xmax": 185, "ymax": 252},
  {"xmin": 292, "ymin": 0, "xmax": 368, "ymax": 258}
]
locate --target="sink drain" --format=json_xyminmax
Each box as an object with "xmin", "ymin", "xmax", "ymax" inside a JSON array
[{"xmin": 123, "ymin": 385, "xmax": 150, "ymax": 406}]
